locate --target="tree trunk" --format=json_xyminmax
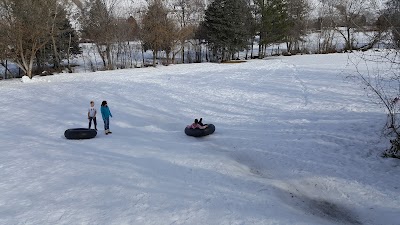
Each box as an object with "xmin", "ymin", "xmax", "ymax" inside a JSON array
[
  {"xmin": 106, "ymin": 44, "xmax": 113, "ymax": 70},
  {"xmin": 182, "ymin": 44, "xmax": 185, "ymax": 64},
  {"xmin": 28, "ymin": 58, "xmax": 35, "ymax": 78},
  {"xmin": 347, "ymin": 27, "xmax": 352, "ymax": 51},
  {"xmin": 67, "ymin": 33, "xmax": 72, "ymax": 73},
  {"xmin": 152, "ymin": 50, "xmax": 156, "ymax": 67},
  {"xmin": 51, "ymin": 31, "xmax": 61, "ymax": 71},
  {"xmin": 141, "ymin": 43, "xmax": 145, "ymax": 67},
  {"xmin": 96, "ymin": 44, "xmax": 107, "ymax": 69}
]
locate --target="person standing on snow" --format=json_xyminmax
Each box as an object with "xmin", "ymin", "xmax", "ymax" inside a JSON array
[
  {"xmin": 101, "ymin": 100, "xmax": 113, "ymax": 135},
  {"xmin": 88, "ymin": 101, "xmax": 97, "ymax": 130}
]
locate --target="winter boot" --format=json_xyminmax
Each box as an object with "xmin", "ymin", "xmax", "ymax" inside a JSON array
[
  {"xmin": 108, "ymin": 130, "xmax": 112, "ymax": 134},
  {"xmin": 105, "ymin": 130, "xmax": 109, "ymax": 135}
]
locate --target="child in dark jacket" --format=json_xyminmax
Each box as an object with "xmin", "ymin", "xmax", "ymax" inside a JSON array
[
  {"xmin": 187, "ymin": 118, "xmax": 208, "ymax": 129},
  {"xmin": 101, "ymin": 100, "xmax": 113, "ymax": 134}
]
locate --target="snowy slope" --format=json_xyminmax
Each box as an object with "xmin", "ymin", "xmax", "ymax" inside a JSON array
[{"xmin": 0, "ymin": 53, "xmax": 399, "ymax": 225}]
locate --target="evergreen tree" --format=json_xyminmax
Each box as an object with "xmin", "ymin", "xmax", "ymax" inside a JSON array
[
  {"xmin": 255, "ymin": 0, "xmax": 289, "ymax": 57},
  {"xmin": 264, "ymin": 0, "xmax": 289, "ymax": 43},
  {"xmin": 285, "ymin": 0, "xmax": 310, "ymax": 54},
  {"xmin": 203, "ymin": 0, "xmax": 253, "ymax": 62},
  {"xmin": 57, "ymin": 17, "xmax": 81, "ymax": 57},
  {"xmin": 36, "ymin": 7, "xmax": 80, "ymax": 73}
]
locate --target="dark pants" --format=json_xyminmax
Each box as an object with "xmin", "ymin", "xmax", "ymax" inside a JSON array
[
  {"xmin": 89, "ymin": 117, "xmax": 97, "ymax": 129},
  {"xmin": 103, "ymin": 117, "xmax": 110, "ymax": 130}
]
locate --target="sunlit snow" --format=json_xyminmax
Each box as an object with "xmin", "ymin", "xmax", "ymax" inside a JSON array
[{"xmin": 0, "ymin": 53, "xmax": 399, "ymax": 225}]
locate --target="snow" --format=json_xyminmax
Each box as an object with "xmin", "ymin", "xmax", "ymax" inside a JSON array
[{"xmin": 0, "ymin": 53, "xmax": 399, "ymax": 225}]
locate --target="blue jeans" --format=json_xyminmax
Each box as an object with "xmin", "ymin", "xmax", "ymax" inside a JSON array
[{"xmin": 103, "ymin": 117, "xmax": 110, "ymax": 130}]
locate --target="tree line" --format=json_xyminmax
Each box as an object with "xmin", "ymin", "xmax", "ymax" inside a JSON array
[{"xmin": 0, "ymin": 0, "xmax": 399, "ymax": 79}]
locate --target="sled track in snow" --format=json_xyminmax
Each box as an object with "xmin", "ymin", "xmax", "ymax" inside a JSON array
[{"xmin": 282, "ymin": 60, "xmax": 311, "ymax": 107}]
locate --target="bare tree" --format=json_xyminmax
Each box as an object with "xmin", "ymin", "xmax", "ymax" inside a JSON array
[
  {"xmin": 141, "ymin": 0, "xmax": 177, "ymax": 66},
  {"xmin": 80, "ymin": 0, "xmax": 119, "ymax": 70},
  {"xmin": 346, "ymin": 2, "xmax": 399, "ymax": 158},
  {"xmin": 314, "ymin": 1, "xmax": 338, "ymax": 53},
  {"xmin": 0, "ymin": 0, "xmax": 61, "ymax": 78},
  {"xmin": 324, "ymin": 0, "xmax": 379, "ymax": 51},
  {"xmin": 385, "ymin": 0, "xmax": 400, "ymax": 48},
  {"xmin": 0, "ymin": 29, "xmax": 13, "ymax": 78},
  {"xmin": 352, "ymin": 0, "xmax": 400, "ymax": 159},
  {"xmin": 113, "ymin": 16, "xmax": 139, "ymax": 69},
  {"xmin": 349, "ymin": 50, "xmax": 400, "ymax": 158},
  {"xmin": 170, "ymin": 0, "xmax": 205, "ymax": 63}
]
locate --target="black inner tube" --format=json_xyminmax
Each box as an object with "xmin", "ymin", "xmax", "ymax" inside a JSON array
[
  {"xmin": 64, "ymin": 128, "xmax": 97, "ymax": 139},
  {"xmin": 185, "ymin": 124, "xmax": 215, "ymax": 137}
]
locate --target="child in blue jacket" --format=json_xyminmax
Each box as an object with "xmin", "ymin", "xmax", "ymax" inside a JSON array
[{"xmin": 101, "ymin": 100, "xmax": 113, "ymax": 134}]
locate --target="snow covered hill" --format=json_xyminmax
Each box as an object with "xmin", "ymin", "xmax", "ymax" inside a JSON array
[{"xmin": 0, "ymin": 53, "xmax": 399, "ymax": 225}]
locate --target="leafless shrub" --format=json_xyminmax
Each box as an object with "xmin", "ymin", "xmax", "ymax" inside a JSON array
[{"xmin": 349, "ymin": 50, "xmax": 400, "ymax": 158}]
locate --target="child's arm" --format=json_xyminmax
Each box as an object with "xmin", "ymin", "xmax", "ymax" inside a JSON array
[{"xmin": 101, "ymin": 107, "xmax": 105, "ymax": 119}]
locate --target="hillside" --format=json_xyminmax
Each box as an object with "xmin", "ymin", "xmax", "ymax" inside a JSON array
[{"xmin": 0, "ymin": 53, "xmax": 399, "ymax": 225}]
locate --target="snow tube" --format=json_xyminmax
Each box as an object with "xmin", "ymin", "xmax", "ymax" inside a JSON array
[
  {"xmin": 185, "ymin": 124, "xmax": 215, "ymax": 137},
  {"xmin": 64, "ymin": 128, "xmax": 97, "ymax": 140}
]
